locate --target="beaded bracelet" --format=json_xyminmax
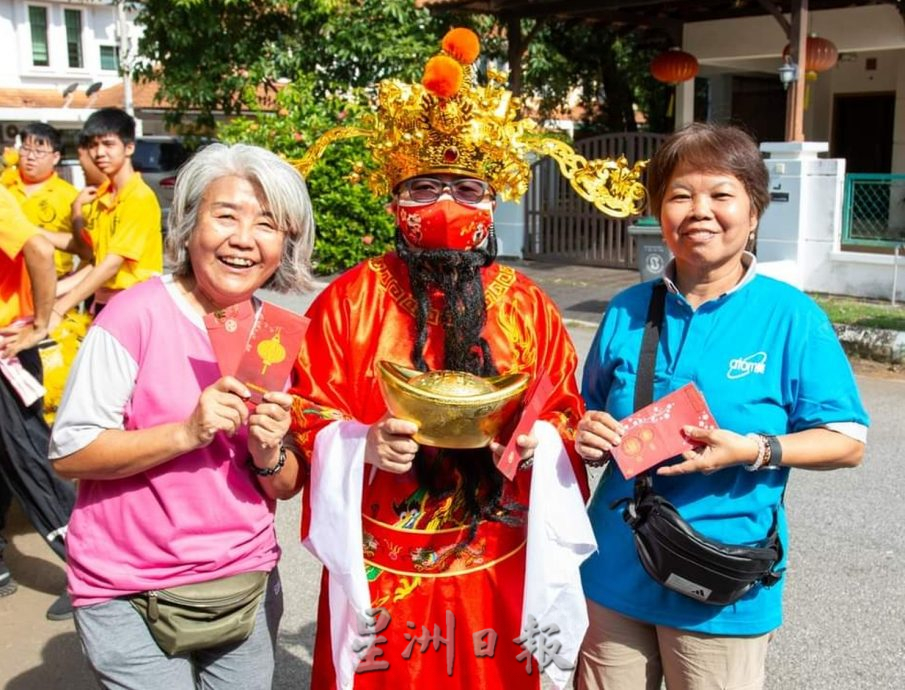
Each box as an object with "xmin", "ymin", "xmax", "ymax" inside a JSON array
[
  {"xmin": 249, "ymin": 445, "xmax": 286, "ymax": 477},
  {"xmin": 744, "ymin": 433, "xmax": 768, "ymax": 472}
]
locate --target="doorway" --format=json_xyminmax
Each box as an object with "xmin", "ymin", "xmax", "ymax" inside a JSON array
[
  {"xmin": 730, "ymin": 76, "xmax": 786, "ymax": 143},
  {"xmin": 832, "ymin": 93, "xmax": 895, "ymax": 173}
]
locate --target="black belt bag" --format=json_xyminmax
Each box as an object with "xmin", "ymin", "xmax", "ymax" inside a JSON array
[
  {"xmin": 614, "ymin": 475, "xmax": 782, "ymax": 606},
  {"xmin": 613, "ymin": 283, "xmax": 783, "ymax": 606}
]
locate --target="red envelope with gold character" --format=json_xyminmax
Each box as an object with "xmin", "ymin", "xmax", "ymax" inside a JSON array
[
  {"xmin": 233, "ymin": 302, "xmax": 310, "ymax": 406},
  {"xmin": 611, "ymin": 383, "xmax": 718, "ymax": 480},
  {"xmin": 203, "ymin": 301, "xmax": 258, "ymax": 377}
]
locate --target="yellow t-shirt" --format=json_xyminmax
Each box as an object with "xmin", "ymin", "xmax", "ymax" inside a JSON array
[
  {"xmin": 0, "ymin": 185, "xmax": 40, "ymax": 328},
  {"xmin": 83, "ymin": 172, "xmax": 162, "ymax": 292},
  {"xmin": 1, "ymin": 168, "xmax": 78, "ymax": 276}
]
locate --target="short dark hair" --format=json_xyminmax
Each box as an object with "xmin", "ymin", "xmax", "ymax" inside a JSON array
[
  {"xmin": 79, "ymin": 107, "xmax": 136, "ymax": 147},
  {"xmin": 646, "ymin": 123, "xmax": 770, "ymax": 220},
  {"xmin": 21, "ymin": 122, "xmax": 63, "ymax": 153}
]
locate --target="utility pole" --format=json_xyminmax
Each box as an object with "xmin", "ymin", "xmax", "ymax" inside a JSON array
[{"xmin": 116, "ymin": 0, "xmax": 134, "ymax": 117}]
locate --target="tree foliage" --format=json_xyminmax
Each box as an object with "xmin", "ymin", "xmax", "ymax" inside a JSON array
[
  {"xmin": 133, "ymin": 1, "xmax": 674, "ymax": 272},
  {"xmin": 136, "ymin": 0, "xmax": 456, "ymax": 273},
  {"xmin": 134, "ymin": 1, "xmax": 671, "ymax": 136},
  {"xmin": 479, "ymin": 20, "xmax": 672, "ymax": 137},
  {"xmin": 135, "ymin": 0, "xmax": 454, "ymax": 129}
]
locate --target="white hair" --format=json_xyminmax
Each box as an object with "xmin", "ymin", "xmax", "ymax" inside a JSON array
[{"xmin": 166, "ymin": 143, "xmax": 315, "ymax": 293}]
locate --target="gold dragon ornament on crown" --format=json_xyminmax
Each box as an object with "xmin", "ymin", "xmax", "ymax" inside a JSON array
[{"xmin": 294, "ymin": 27, "xmax": 647, "ymax": 218}]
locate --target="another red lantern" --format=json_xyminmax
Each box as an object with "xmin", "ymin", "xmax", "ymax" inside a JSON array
[
  {"xmin": 650, "ymin": 48, "xmax": 699, "ymax": 85},
  {"xmin": 782, "ymin": 34, "xmax": 838, "ymax": 76}
]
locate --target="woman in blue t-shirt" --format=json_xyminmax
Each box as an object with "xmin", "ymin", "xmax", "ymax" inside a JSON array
[{"xmin": 573, "ymin": 123, "xmax": 869, "ymax": 690}]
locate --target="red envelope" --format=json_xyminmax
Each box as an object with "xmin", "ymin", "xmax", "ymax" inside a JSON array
[
  {"xmin": 203, "ymin": 301, "xmax": 257, "ymax": 377},
  {"xmin": 611, "ymin": 383, "xmax": 718, "ymax": 480},
  {"xmin": 233, "ymin": 301, "xmax": 310, "ymax": 406},
  {"xmin": 495, "ymin": 370, "xmax": 554, "ymax": 481}
]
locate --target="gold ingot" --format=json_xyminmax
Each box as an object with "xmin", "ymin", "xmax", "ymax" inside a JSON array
[{"xmin": 376, "ymin": 361, "xmax": 530, "ymax": 449}]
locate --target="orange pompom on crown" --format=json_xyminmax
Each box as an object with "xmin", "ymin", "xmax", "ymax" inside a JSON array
[
  {"xmin": 442, "ymin": 27, "xmax": 480, "ymax": 65},
  {"xmin": 422, "ymin": 55, "xmax": 464, "ymax": 99}
]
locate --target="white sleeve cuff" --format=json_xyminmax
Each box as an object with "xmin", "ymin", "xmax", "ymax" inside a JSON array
[{"xmin": 824, "ymin": 421, "xmax": 868, "ymax": 444}]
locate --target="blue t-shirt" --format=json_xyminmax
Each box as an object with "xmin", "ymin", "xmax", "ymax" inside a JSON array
[{"xmin": 580, "ymin": 269, "xmax": 869, "ymax": 635}]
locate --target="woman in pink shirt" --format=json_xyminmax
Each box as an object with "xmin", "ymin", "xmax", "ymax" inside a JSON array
[{"xmin": 50, "ymin": 143, "xmax": 315, "ymax": 689}]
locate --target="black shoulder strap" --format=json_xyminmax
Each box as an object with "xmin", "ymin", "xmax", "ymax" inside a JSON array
[
  {"xmin": 633, "ymin": 282, "xmax": 667, "ymax": 494},
  {"xmin": 634, "ymin": 282, "xmax": 667, "ymax": 412}
]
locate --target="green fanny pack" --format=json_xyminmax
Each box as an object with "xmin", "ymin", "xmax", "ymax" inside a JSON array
[{"xmin": 130, "ymin": 570, "xmax": 268, "ymax": 656}]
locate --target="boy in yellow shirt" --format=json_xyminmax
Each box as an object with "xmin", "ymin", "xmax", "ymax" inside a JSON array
[
  {"xmin": 1, "ymin": 123, "xmax": 79, "ymax": 277},
  {"xmin": 52, "ymin": 108, "xmax": 162, "ymax": 323}
]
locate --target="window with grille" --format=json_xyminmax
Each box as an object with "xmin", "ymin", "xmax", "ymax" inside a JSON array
[
  {"xmin": 64, "ymin": 9, "xmax": 83, "ymax": 69},
  {"xmin": 28, "ymin": 6, "xmax": 49, "ymax": 67},
  {"xmin": 100, "ymin": 45, "xmax": 120, "ymax": 71}
]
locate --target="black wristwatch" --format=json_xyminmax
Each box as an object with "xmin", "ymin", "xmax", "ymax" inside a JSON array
[{"xmin": 249, "ymin": 445, "xmax": 286, "ymax": 477}]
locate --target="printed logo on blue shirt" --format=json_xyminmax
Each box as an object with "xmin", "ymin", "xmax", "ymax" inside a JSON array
[{"xmin": 727, "ymin": 352, "xmax": 767, "ymax": 379}]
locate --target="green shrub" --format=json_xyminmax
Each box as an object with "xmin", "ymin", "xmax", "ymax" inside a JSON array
[{"xmin": 302, "ymin": 141, "xmax": 395, "ymax": 275}]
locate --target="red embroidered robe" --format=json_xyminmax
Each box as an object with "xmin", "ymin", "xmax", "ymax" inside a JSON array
[{"xmin": 290, "ymin": 253, "xmax": 588, "ymax": 689}]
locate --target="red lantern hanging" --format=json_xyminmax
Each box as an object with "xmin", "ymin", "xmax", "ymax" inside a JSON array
[
  {"xmin": 650, "ymin": 48, "xmax": 700, "ymax": 85},
  {"xmin": 782, "ymin": 34, "xmax": 838, "ymax": 77}
]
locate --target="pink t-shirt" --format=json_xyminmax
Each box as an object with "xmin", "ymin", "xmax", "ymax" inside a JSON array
[{"xmin": 55, "ymin": 277, "xmax": 280, "ymax": 606}]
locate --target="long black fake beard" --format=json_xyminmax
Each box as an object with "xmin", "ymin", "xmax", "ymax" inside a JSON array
[
  {"xmin": 396, "ymin": 230, "xmax": 515, "ymax": 529},
  {"xmin": 395, "ymin": 230, "xmax": 499, "ymax": 377}
]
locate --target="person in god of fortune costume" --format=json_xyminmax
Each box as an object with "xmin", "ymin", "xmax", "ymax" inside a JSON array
[{"xmin": 289, "ymin": 28, "xmax": 647, "ymax": 690}]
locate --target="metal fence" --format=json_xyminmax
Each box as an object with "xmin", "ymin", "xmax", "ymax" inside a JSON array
[
  {"xmin": 524, "ymin": 132, "xmax": 666, "ymax": 267},
  {"xmin": 841, "ymin": 173, "xmax": 905, "ymax": 246}
]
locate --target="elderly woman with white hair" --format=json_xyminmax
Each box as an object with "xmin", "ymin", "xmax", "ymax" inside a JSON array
[{"xmin": 49, "ymin": 143, "xmax": 315, "ymax": 689}]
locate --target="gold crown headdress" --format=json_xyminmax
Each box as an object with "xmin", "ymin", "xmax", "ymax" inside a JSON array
[{"xmin": 295, "ymin": 28, "xmax": 646, "ymax": 218}]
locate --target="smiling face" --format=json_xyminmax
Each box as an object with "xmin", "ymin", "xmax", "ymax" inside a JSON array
[
  {"xmin": 186, "ymin": 175, "xmax": 285, "ymax": 310},
  {"xmin": 659, "ymin": 163, "xmax": 758, "ymax": 279}
]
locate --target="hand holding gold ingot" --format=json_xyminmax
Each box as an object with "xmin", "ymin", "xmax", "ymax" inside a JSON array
[{"xmin": 376, "ymin": 361, "xmax": 529, "ymax": 449}]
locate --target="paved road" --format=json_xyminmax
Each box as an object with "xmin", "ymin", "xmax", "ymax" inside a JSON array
[{"xmin": 1, "ymin": 261, "xmax": 902, "ymax": 689}]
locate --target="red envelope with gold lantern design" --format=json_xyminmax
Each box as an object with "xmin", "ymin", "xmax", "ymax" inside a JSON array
[
  {"xmin": 611, "ymin": 383, "xmax": 718, "ymax": 480},
  {"xmin": 233, "ymin": 302, "xmax": 310, "ymax": 406}
]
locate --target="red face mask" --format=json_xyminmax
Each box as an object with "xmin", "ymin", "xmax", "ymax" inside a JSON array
[{"xmin": 396, "ymin": 199, "xmax": 493, "ymax": 251}]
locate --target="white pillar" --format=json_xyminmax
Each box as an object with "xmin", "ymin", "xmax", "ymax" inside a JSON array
[
  {"xmin": 756, "ymin": 141, "xmax": 845, "ymax": 291},
  {"xmin": 675, "ymin": 79, "xmax": 695, "ymax": 130}
]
